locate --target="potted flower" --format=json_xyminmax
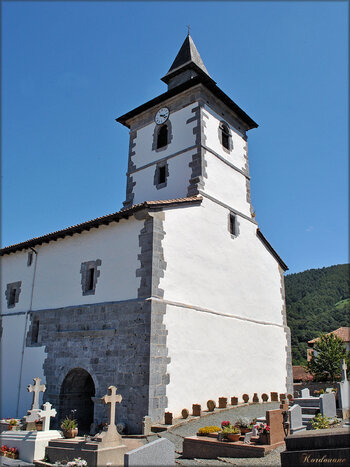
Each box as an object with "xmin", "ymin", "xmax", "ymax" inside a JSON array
[
  {"xmin": 61, "ymin": 417, "xmax": 78, "ymax": 439},
  {"xmin": 197, "ymin": 426, "xmax": 221, "ymax": 437},
  {"xmin": 35, "ymin": 419, "xmax": 43, "ymax": 431},
  {"xmin": 235, "ymin": 417, "xmax": 253, "ymax": 434},
  {"xmin": 221, "ymin": 426, "xmax": 241, "ymax": 442},
  {"xmin": 8, "ymin": 419, "xmax": 18, "ymax": 431},
  {"xmin": 256, "ymin": 423, "xmax": 270, "ymax": 444}
]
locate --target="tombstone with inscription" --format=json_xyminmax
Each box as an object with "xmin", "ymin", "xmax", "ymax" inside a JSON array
[{"xmin": 300, "ymin": 388, "xmax": 310, "ymax": 398}]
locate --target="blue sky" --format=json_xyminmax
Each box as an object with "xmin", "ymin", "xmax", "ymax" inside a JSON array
[{"xmin": 2, "ymin": 1, "xmax": 348, "ymax": 274}]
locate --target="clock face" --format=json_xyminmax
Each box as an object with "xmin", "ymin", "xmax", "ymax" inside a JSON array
[{"xmin": 155, "ymin": 107, "xmax": 170, "ymax": 125}]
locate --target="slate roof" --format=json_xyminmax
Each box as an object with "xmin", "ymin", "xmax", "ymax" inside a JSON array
[
  {"xmin": 117, "ymin": 35, "xmax": 258, "ymax": 130},
  {"xmin": 308, "ymin": 327, "xmax": 350, "ymax": 344},
  {"xmin": 161, "ymin": 34, "xmax": 211, "ymax": 83},
  {"xmin": 0, "ymin": 197, "xmax": 202, "ymax": 256}
]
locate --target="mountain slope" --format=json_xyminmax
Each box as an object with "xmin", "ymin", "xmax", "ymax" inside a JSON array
[{"xmin": 284, "ymin": 264, "xmax": 350, "ymax": 364}]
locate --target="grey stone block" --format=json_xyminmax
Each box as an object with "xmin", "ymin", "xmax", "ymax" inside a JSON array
[
  {"xmin": 124, "ymin": 438, "xmax": 175, "ymax": 466},
  {"xmin": 320, "ymin": 392, "xmax": 336, "ymax": 418}
]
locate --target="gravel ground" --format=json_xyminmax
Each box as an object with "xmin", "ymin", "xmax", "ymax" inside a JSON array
[{"xmin": 175, "ymin": 445, "xmax": 285, "ymax": 466}]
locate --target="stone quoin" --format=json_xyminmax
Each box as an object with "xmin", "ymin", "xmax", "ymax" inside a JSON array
[{"xmin": 1, "ymin": 34, "xmax": 292, "ymax": 434}]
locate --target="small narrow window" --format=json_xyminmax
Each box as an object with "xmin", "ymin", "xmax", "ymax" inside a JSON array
[
  {"xmin": 158, "ymin": 165, "xmax": 166, "ymax": 184},
  {"xmin": 27, "ymin": 252, "xmax": 33, "ymax": 266},
  {"xmin": 157, "ymin": 125, "xmax": 168, "ymax": 149},
  {"xmin": 229, "ymin": 213, "xmax": 238, "ymax": 237},
  {"xmin": 31, "ymin": 319, "xmax": 40, "ymax": 344},
  {"xmin": 87, "ymin": 268, "xmax": 95, "ymax": 291},
  {"xmin": 9, "ymin": 288, "xmax": 17, "ymax": 306},
  {"xmin": 221, "ymin": 124, "xmax": 230, "ymax": 150}
]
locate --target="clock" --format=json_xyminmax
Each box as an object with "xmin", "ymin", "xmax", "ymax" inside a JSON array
[{"xmin": 155, "ymin": 107, "xmax": 170, "ymax": 125}]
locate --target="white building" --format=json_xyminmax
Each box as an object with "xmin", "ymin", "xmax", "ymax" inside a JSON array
[{"xmin": 1, "ymin": 35, "xmax": 292, "ymax": 434}]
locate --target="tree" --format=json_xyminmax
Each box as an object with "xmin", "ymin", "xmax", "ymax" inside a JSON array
[{"xmin": 307, "ymin": 333, "xmax": 350, "ymax": 381}]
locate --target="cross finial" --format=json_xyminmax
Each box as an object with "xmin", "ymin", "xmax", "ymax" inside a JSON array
[
  {"xmin": 27, "ymin": 377, "xmax": 46, "ymax": 410},
  {"xmin": 38, "ymin": 402, "xmax": 56, "ymax": 431},
  {"xmin": 186, "ymin": 25, "xmax": 191, "ymax": 36}
]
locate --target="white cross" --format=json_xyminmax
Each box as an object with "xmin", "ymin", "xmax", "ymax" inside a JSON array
[
  {"xmin": 38, "ymin": 402, "xmax": 56, "ymax": 431},
  {"xmin": 27, "ymin": 377, "xmax": 46, "ymax": 410},
  {"xmin": 102, "ymin": 386, "xmax": 122, "ymax": 428},
  {"xmin": 341, "ymin": 359, "xmax": 348, "ymax": 381}
]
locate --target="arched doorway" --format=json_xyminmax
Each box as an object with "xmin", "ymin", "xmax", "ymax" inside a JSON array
[{"xmin": 59, "ymin": 368, "xmax": 95, "ymax": 434}]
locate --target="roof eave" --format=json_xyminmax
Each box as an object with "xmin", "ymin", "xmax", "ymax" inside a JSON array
[{"xmin": 256, "ymin": 228, "xmax": 288, "ymax": 271}]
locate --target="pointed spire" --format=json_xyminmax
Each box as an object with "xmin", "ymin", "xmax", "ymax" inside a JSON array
[{"xmin": 161, "ymin": 35, "xmax": 213, "ymax": 89}]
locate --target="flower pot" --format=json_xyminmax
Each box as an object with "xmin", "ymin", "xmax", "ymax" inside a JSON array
[
  {"xmin": 63, "ymin": 428, "xmax": 78, "ymax": 439},
  {"xmin": 240, "ymin": 427, "xmax": 251, "ymax": 434},
  {"xmin": 227, "ymin": 433, "xmax": 240, "ymax": 442}
]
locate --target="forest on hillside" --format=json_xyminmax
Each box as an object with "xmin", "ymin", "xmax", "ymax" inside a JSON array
[{"xmin": 284, "ymin": 263, "xmax": 350, "ymax": 365}]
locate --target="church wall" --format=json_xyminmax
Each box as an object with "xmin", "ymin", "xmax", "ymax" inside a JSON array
[
  {"xmin": 203, "ymin": 104, "xmax": 248, "ymax": 172},
  {"xmin": 160, "ymin": 198, "xmax": 284, "ymax": 326},
  {"xmin": 1, "ymin": 217, "xmax": 141, "ymax": 313},
  {"xmin": 202, "ymin": 150, "xmax": 252, "ymax": 217},
  {"xmin": 131, "ymin": 149, "xmax": 194, "ymax": 205},
  {"xmin": 163, "ymin": 303, "xmax": 288, "ymax": 416},
  {"xmin": 0, "ymin": 313, "xmax": 46, "ymax": 418},
  {"xmin": 131, "ymin": 103, "xmax": 198, "ymax": 169}
]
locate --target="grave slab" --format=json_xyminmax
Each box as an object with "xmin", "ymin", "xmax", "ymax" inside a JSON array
[
  {"xmin": 288, "ymin": 405, "xmax": 305, "ymax": 435},
  {"xmin": 280, "ymin": 428, "xmax": 350, "ymax": 467},
  {"xmin": 182, "ymin": 436, "xmax": 284, "ymax": 459},
  {"xmin": 0, "ymin": 430, "xmax": 62, "ymax": 463},
  {"xmin": 320, "ymin": 393, "xmax": 336, "ymax": 419},
  {"xmin": 124, "ymin": 438, "xmax": 174, "ymax": 466}
]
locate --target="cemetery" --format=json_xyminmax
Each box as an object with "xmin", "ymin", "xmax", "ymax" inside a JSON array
[{"xmin": 0, "ymin": 369, "xmax": 348, "ymax": 466}]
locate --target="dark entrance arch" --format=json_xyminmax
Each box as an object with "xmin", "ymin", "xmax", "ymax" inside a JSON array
[{"xmin": 59, "ymin": 368, "xmax": 95, "ymax": 434}]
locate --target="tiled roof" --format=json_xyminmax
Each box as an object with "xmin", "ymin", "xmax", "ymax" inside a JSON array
[
  {"xmin": 0, "ymin": 197, "xmax": 202, "ymax": 256},
  {"xmin": 308, "ymin": 327, "xmax": 350, "ymax": 344},
  {"xmin": 292, "ymin": 365, "xmax": 313, "ymax": 382}
]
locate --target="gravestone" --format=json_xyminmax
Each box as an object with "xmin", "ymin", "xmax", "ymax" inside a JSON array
[
  {"xmin": 266, "ymin": 409, "xmax": 286, "ymax": 445},
  {"xmin": 271, "ymin": 392, "xmax": 278, "ymax": 401},
  {"xmin": 207, "ymin": 400, "xmax": 216, "ymax": 411},
  {"xmin": 320, "ymin": 393, "xmax": 336, "ymax": 419},
  {"xmin": 243, "ymin": 432, "xmax": 252, "ymax": 444},
  {"xmin": 218, "ymin": 397, "xmax": 227, "ymax": 408},
  {"xmin": 124, "ymin": 438, "xmax": 174, "ymax": 466},
  {"xmin": 288, "ymin": 405, "xmax": 305, "ymax": 434},
  {"xmin": 164, "ymin": 412, "xmax": 173, "ymax": 425},
  {"xmin": 142, "ymin": 416, "xmax": 152, "ymax": 436},
  {"xmin": 46, "ymin": 385, "xmax": 128, "ymax": 467},
  {"xmin": 231, "ymin": 397, "xmax": 238, "ymax": 405},
  {"xmin": 261, "ymin": 393, "xmax": 269, "ymax": 402},
  {"xmin": 253, "ymin": 393, "xmax": 259, "ymax": 403},
  {"xmin": 23, "ymin": 377, "xmax": 46, "ymax": 425},
  {"xmin": 192, "ymin": 404, "xmax": 201, "ymax": 416},
  {"xmin": 338, "ymin": 359, "xmax": 350, "ymax": 419},
  {"xmin": 242, "ymin": 394, "xmax": 249, "ymax": 403},
  {"xmin": 38, "ymin": 402, "xmax": 56, "ymax": 431},
  {"xmin": 301, "ymin": 388, "xmax": 310, "ymax": 398},
  {"xmin": 182, "ymin": 408, "xmax": 189, "ymax": 419},
  {"xmin": 281, "ymin": 428, "xmax": 350, "ymax": 466}
]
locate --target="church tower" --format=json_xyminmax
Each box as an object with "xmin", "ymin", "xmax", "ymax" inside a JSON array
[{"xmin": 118, "ymin": 34, "xmax": 257, "ymax": 229}]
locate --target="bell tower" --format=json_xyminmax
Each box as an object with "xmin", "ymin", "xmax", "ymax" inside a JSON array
[{"xmin": 117, "ymin": 35, "xmax": 258, "ymax": 222}]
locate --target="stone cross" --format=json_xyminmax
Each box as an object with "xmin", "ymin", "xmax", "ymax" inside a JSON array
[
  {"xmin": 341, "ymin": 359, "xmax": 348, "ymax": 381},
  {"xmin": 38, "ymin": 402, "xmax": 56, "ymax": 431},
  {"xmin": 102, "ymin": 385, "xmax": 122, "ymax": 427},
  {"xmin": 27, "ymin": 377, "xmax": 46, "ymax": 410},
  {"xmin": 97, "ymin": 386, "xmax": 123, "ymax": 446}
]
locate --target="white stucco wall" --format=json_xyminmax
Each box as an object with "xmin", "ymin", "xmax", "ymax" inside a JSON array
[
  {"xmin": 203, "ymin": 105, "xmax": 247, "ymax": 171},
  {"xmin": 161, "ymin": 198, "xmax": 284, "ymax": 325},
  {"xmin": 1, "ymin": 217, "xmax": 141, "ymax": 313},
  {"xmin": 0, "ymin": 314, "xmax": 46, "ymax": 418},
  {"xmin": 132, "ymin": 103, "xmax": 198, "ymax": 169},
  {"xmin": 160, "ymin": 199, "xmax": 288, "ymax": 413},
  {"xmin": 203, "ymin": 150, "xmax": 251, "ymax": 216},
  {"xmin": 132, "ymin": 149, "xmax": 194, "ymax": 205},
  {"xmin": 164, "ymin": 304, "xmax": 288, "ymax": 416}
]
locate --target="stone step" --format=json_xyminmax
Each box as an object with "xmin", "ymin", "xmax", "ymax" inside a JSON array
[
  {"xmin": 293, "ymin": 398, "xmax": 320, "ymax": 408},
  {"xmin": 301, "ymin": 407, "xmax": 320, "ymax": 415}
]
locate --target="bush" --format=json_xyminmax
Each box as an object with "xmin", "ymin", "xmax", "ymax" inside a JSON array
[
  {"xmin": 197, "ymin": 426, "xmax": 221, "ymax": 434},
  {"xmin": 311, "ymin": 413, "xmax": 331, "ymax": 430}
]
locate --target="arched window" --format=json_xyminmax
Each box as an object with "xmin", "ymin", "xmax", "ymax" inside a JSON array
[
  {"xmin": 157, "ymin": 125, "xmax": 168, "ymax": 149},
  {"xmin": 220, "ymin": 123, "xmax": 230, "ymax": 150},
  {"xmin": 219, "ymin": 121, "xmax": 233, "ymax": 152}
]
